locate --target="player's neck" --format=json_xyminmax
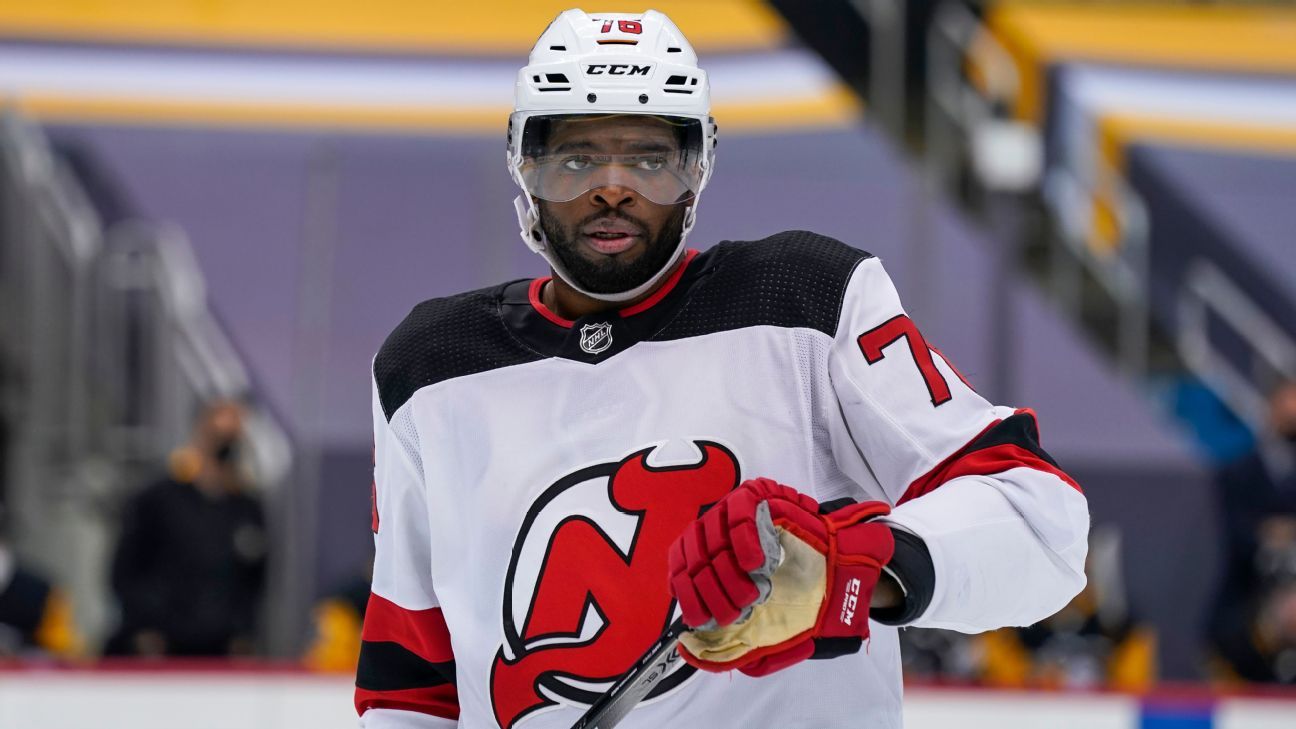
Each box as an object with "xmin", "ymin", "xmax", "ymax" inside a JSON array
[{"xmin": 544, "ymin": 265, "xmax": 675, "ymax": 320}]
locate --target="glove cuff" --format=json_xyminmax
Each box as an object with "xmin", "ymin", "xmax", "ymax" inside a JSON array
[
  {"xmin": 810, "ymin": 636, "xmax": 863, "ymax": 660},
  {"xmin": 868, "ymin": 529, "xmax": 934, "ymax": 626},
  {"xmin": 816, "ymin": 519, "xmax": 893, "ymax": 641}
]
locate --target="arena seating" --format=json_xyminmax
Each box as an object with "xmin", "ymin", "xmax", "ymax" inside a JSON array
[{"xmin": 968, "ymin": 1, "xmax": 1296, "ymax": 436}]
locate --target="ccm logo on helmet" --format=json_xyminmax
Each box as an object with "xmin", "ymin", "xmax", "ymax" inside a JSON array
[{"xmin": 586, "ymin": 64, "xmax": 652, "ymax": 76}]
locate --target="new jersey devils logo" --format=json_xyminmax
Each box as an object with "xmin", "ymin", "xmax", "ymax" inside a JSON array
[{"xmin": 490, "ymin": 441, "xmax": 740, "ymax": 728}]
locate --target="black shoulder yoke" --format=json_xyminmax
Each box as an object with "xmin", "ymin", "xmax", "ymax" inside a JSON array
[
  {"xmin": 651, "ymin": 230, "xmax": 872, "ymax": 342},
  {"xmin": 373, "ymin": 231, "xmax": 872, "ymax": 419},
  {"xmin": 373, "ymin": 284, "xmax": 543, "ymax": 420}
]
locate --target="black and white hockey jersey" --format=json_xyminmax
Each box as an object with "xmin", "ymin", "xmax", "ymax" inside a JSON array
[{"xmin": 357, "ymin": 232, "xmax": 1089, "ymax": 728}]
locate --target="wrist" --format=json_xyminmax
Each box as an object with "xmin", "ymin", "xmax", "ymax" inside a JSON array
[
  {"xmin": 870, "ymin": 570, "xmax": 904, "ymax": 610},
  {"xmin": 869, "ymin": 528, "xmax": 935, "ymax": 625}
]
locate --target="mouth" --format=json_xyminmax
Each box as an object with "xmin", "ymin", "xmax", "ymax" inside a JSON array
[{"xmin": 581, "ymin": 221, "xmax": 644, "ymax": 256}]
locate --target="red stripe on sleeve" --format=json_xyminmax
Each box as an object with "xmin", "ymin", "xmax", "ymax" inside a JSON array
[
  {"xmin": 1014, "ymin": 406, "xmax": 1040, "ymax": 427},
  {"xmin": 898, "ymin": 414, "xmax": 1082, "ymax": 505},
  {"xmin": 356, "ymin": 684, "xmax": 460, "ymax": 720},
  {"xmin": 361, "ymin": 593, "xmax": 454, "ymax": 665}
]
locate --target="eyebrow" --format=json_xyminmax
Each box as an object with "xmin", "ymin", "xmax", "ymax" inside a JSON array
[
  {"xmin": 551, "ymin": 140, "xmax": 597, "ymax": 153},
  {"xmin": 625, "ymin": 140, "xmax": 675, "ymax": 153},
  {"xmin": 550, "ymin": 138, "xmax": 678, "ymax": 154}
]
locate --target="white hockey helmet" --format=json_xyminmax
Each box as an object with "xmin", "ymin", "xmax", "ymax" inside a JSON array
[{"xmin": 507, "ymin": 9, "xmax": 717, "ymax": 302}]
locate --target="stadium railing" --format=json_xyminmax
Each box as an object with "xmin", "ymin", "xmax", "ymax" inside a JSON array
[
  {"xmin": 922, "ymin": 0, "xmax": 1296, "ymax": 438},
  {"xmin": 0, "ymin": 108, "xmax": 292, "ymax": 650}
]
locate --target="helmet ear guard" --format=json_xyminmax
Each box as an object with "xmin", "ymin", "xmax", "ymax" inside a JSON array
[
  {"xmin": 506, "ymin": 9, "xmax": 716, "ymax": 303},
  {"xmin": 513, "ymin": 192, "xmax": 546, "ymax": 255}
]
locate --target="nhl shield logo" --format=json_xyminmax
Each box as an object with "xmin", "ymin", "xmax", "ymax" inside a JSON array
[{"xmin": 579, "ymin": 322, "xmax": 613, "ymax": 355}]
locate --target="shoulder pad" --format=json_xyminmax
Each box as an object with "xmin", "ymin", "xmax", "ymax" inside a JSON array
[
  {"xmin": 654, "ymin": 231, "xmax": 872, "ymax": 340},
  {"xmin": 373, "ymin": 284, "xmax": 542, "ymax": 420}
]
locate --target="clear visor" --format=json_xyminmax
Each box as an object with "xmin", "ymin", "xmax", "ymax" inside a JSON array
[{"xmin": 517, "ymin": 114, "xmax": 705, "ymax": 206}]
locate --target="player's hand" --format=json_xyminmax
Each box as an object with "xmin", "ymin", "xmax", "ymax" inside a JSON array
[{"xmin": 666, "ymin": 478, "xmax": 894, "ymax": 676}]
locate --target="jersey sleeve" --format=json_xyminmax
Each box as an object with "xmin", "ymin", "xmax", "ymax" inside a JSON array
[
  {"xmin": 826, "ymin": 255, "xmax": 1090, "ymax": 633},
  {"xmin": 356, "ymin": 372, "xmax": 459, "ymax": 728}
]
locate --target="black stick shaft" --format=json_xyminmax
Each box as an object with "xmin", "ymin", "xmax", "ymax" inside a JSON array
[{"xmin": 569, "ymin": 617, "xmax": 689, "ymax": 729}]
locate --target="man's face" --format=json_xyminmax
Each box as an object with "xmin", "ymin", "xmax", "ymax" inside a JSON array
[
  {"xmin": 1271, "ymin": 381, "xmax": 1296, "ymax": 441},
  {"xmin": 197, "ymin": 400, "xmax": 245, "ymax": 470},
  {"xmin": 536, "ymin": 115, "xmax": 688, "ymax": 295}
]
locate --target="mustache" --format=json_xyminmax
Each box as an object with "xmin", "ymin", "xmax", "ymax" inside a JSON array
[{"xmin": 577, "ymin": 208, "xmax": 648, "ymax": 233}]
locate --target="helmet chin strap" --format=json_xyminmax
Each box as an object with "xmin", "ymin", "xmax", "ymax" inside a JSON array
[{"xmin": 512, "ymin": 193, "xmax": 699, "ymax": 305}]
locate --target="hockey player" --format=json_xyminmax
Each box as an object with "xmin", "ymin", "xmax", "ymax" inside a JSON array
[{"xmin": 356, "ymin": 9, "xmax": 1089, "ymax": 728}]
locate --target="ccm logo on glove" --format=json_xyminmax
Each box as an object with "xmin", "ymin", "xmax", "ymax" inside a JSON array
[
  {"xmin": 840, "ymin": 578, "xmax": 862, "ymax": 626},
  {"xmin": 666, "ymin": 478, "xmax": 895, "ymax": 677}
]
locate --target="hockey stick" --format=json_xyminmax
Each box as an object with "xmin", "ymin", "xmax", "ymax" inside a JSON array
[
  {"xmin": 568, "ymin": 616, "xmax": 688, "ymax": 729},
  {"xmin": 570, "ymin": 504, "xmax": 782, "ymax": 728}
]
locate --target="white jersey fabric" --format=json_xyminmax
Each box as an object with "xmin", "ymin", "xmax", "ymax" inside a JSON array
[{"xmin": 357, "ymin": 232, "xmax": 1090, "ymax": 729}]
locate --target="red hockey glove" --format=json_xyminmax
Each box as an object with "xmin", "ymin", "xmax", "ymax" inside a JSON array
[{"xmin": 666, "ymin": 478, "xmax": 894, "ymax": 677}]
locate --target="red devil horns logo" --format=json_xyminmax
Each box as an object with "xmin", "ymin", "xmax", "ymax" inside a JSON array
[{"xmin": 490, "ymin": 442, "xmax": 740, "ymax": 727}]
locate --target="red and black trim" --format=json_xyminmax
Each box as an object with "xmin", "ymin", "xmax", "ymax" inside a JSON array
[
  {"xmin": 525, "ymin": 249, "xmax": 700, "ymax": 327},
  {"xmin": 617, "ymin": 248, "xmax": 699, "ymax": 317},
  {"xmin": 377, "ymin": 232, "xmax": 872, "ymax": 417},
  {"xmin": 355, "ymin": 593, "xmax": 459, "ymax": 720},
  {"xmin": 527, "ymin": 277, "xmax": 575, "ymax": 328},
  {"xmin": 857, "ymin": 314, "xmax": 953, "ymax": 406},
  {"xmin": 500, "ymin": 249, "xmax": 705, "ymax": 364},
  {"xmin": 510, "ymin": 232, "xmax": 869, "ymax": 367},
  {"xmin": 868, "ymin": 411, "xmax": 1079, "ymax": 626},
  {"xmin": 898, "ymin": 409, "xmax": 1082, "ymax": 506}
]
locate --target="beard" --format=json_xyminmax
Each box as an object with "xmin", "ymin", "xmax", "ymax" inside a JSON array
[{"xmin": 539, "ymin": 202, "xmax": 687, "ymax": 295}]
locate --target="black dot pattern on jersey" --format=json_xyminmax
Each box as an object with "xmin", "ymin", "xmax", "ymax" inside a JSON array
[
  {"xmin": 372, "ymin": 231, "xmax": 872, "ymax": 419},
  {"xmin": 374, "ymin": 284, "xmax": 543, "ymax": 421},
  {"xmin": 651, "ymin": 231, "xmax": 871, "ymax": 341}
]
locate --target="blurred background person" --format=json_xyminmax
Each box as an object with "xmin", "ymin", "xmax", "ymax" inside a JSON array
[
  {"xmin": 302, "ymin": 563, "xmax": 372, "ymax": 673},
  {"xmin": 0, "ymin": 505, "xmax": 83, "ymax": 660},
  {"xmin": 899, "ymin": 528, "xmax": 1156, "ymax": 692},
  {"xmin": 898, "ymin": 628, "xmax": 980, "ymax": 683},
  {"xmin": 105, "ymin": 399, "xmax": 267, "ymax": 657},
  {"xmin": 1208, "ymin": 379, "xmax": 1296, "ymax": 684}
]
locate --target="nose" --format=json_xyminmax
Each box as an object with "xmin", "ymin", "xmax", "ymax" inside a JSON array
[{"xmin": 590, "ymin": 183, "xmax": 636, "ymax": 209}]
